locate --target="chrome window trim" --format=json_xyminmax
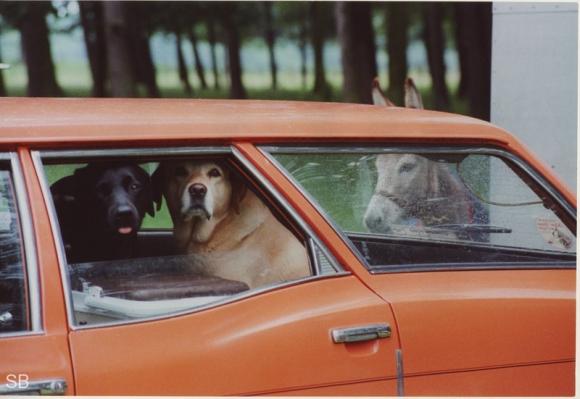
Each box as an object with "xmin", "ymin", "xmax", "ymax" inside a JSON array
[
  {"xmin": 33, "ymin": 146, "xmax": 345, "ymax": 331},
  {"xmin": 260, "ymin": 144, "xmax": 576, "ymax": 273},
  {"xmin": 0, "ymin": 153, "xmax": 43, "ymax": 337},
  {"xmin": 39, "ymin": 146, "xmax": 231, "ymax": 159}
]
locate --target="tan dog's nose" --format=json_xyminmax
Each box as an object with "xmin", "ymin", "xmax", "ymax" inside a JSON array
[{"xmin": 189, "ymin": 183, "xmax": 207, "ymax": 198}]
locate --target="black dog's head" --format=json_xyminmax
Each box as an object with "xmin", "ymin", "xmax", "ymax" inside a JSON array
[{"xmin": 52, "ymin": 162, "xmax": 155, "ymax": 239}]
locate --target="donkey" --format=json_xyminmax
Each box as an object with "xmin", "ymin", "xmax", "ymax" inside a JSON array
[{"xmin": 364, "ymin": 78, "xmax": 484, "ymax": 237}]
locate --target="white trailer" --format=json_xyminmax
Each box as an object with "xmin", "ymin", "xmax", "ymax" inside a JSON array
[{"xmin": 491, "ymin": 2, "xmax": 577, "ymax": 192}]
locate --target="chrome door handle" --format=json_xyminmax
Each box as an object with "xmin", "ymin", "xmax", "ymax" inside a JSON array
[
  {"xmin": 332, "ymin": 323, "xmax": 392, "ymax": 344},
  {"xmin": 0, "ymin": 378, "xmax": 67, "ymax": 395}
]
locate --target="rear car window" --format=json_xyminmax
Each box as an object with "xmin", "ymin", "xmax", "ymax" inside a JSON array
[
  {"xmin": 266, "ymin": 147, "xmax": 576, "ymax": 272},
  {"xmin": 0, "ymin": 167, "xmax": 29, "ymax": 333}
]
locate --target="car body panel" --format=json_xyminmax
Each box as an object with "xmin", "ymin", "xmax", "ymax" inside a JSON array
[
  {"xmin": 69, "ymin": 276, "xmax": 399, "ymax": 395},
  {"xmin": 0, "ymin": 150, "xmax": 75, "ymax": 395},
  {"xmin": 0, "ymin": 98, "xmax": 574, "ymax": 396}
]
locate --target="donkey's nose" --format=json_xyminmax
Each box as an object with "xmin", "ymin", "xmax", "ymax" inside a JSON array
[{"xmin": 188, "ymin": 183, "xmax": 207, "ymax": 198}]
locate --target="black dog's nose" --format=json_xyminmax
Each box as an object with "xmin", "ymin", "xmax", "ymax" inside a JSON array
[
  {"xmin": 189, "ymin": 183, "xmax": 207, "ymax": 198},
  {"xmin": 115, "ymin": 205, "xmax": 134, "ymax": 220}
]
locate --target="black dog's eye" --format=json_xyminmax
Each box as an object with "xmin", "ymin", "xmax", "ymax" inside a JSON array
[
  {"xmin": 129, "ymin": 183, "xmax": 141, "ymax": 191},
  {"xmin": 174, "ymin": 166, "xmax": 188, "ymax": 178},
  {"xmin": 208, "ymin": 168, "xmax": 222, "ymax": 178}
]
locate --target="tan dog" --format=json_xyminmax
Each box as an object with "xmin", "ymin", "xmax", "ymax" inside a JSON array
[{"xmin": 152, "ymin": 160, "xmax": 311, "ymax": 289}]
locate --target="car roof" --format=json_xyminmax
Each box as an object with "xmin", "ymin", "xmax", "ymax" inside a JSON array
[{"xmin": 0, "ymin": 98, "xmax": 512, "ymax": 146}]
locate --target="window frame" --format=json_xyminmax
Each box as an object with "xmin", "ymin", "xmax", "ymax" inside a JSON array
[
  {"xmin": 0, "ymin": 152, "xmax": 42, "ymax": 337},
  {"xmin": 261, "ymin": 144, "xmax": 577, "ymax": 274},
  {"xmin": 32, "ymin": 146, "xmax": 345, "ymax": 331}
]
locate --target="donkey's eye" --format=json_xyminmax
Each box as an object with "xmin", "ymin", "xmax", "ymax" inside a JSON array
[
  {"xmin": 208, "ymin": 168, "xmax": 222, "ymax": 178},
  {"xmin": 399, "ymin": 163, "xmax": 416, "ymax": 173},
  {"xmin": 174, "ymin": 166, "xmax": 188, "ymax": 178}
]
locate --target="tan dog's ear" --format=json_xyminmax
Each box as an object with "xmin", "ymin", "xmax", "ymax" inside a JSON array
[
  {"xmin": 151, "ymin": 163, "xmax": 165, "ymax": 212},
  {"xmin": 372, "ymin": 77, "xmax": 395, "ymax": 107},
  {"xmin": 404, "ymin": 77, "xmax": 424, "ymax": 109},
  {"xmin": 228, "ymin": 167, "xmax": 248, "ymax": 214}
]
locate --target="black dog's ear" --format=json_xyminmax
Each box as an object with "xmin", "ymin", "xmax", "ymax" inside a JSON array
[
  {"xmin": 50, "ymin": 174, "xmax": 79, "ymax": 203},
  {"xmin": 151, "ymin": 163, "xmax": 165, "ymax": 212},
  {"xmin": 132, "ymin": 165, "xmax": 156, "ymax": 218}
]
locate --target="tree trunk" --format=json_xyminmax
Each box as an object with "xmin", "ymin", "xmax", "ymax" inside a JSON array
[
  {"xmin": 453, "ymin": 4, "xmax": 469, "ymax": 99},
  {"xmin": 102, "ymin": 2, "xmax": 136, "ymax": 97},
  {"xmin": 335, "ymin": 2, "xmax": 377, "ymax": 104},
  {"xmin": 385, "ymin": 3, "xmax": 409, "ymax": 106},
  {"xmin": 0, "ymin": 30, "xmax": 6, "ymax": 96},
  {"xmin": 455, "ymin": 3, "xmax": 492, "ymax": 120},
  {"xmin": 310, "ymin": 2, "xmax": 330, "ymax": 99},
  {"xmin": 423, "ymin": 3, "xmax": 449, "ymax": 110},
  {"xmin": 299, "ymin": 23, "xmax": 308, "ymax": 90},
  {"xmin": 263, "ymin": 2, "xmax": 278, "ymax": 90},
  {"xmin": 188, "ymin": 26, "xmax": 208, "ymax": 90},
  {"xmin": 221, "ymin": 7, "xmax": 246, "ymax": 99},
  {"xmin": 175, "ymin": 30, "xmax": 193, "ymax": 96},
  {"xmin": 125, "ymin": 2, "xmax": 160, "ymax": 98},
  {"xmin": 206, "ymin": 19, "xmax": 220, "ymax": 90},
  {"xmin": 19, "ymin": 3, "xmax": 63, "ymax": 97},
  {"xmin": 79, "ymin": 1, "xmax": 108, "ymax": 97}
]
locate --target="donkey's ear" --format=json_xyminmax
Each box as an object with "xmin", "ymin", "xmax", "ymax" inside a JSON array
[
  {"xmin": 372, "ymin": 77, "xmax": 395, "ymax": 107},
  {"xmin": 404, "ymin": 77, "xmax": 424, "ymax": 109}
]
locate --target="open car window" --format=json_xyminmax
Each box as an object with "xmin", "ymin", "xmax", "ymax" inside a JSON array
[
  {"xmin": 40, "ymin": 150, "xmax": 338, "ymax": 327},
  {"xmin": 266, "ymin": 147, "xmax": 576, "ymax": 272}
]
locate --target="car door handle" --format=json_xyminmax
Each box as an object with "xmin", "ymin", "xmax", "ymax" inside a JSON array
[
  {"xmin": 332, "ymin": 323, "xmax": 392, "ymax": 344},
  {"xmin": 0, "ymin": 378, "xmax": 67, "ymax": 395}
]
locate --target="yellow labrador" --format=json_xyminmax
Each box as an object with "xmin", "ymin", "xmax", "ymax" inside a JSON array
[{"xmin": 152, "ymin": 160, "xmax": 311, "ymax": 289}]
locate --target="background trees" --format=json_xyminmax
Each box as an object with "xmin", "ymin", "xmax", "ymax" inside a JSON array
[{"xmin": 0, "ymin": 1, "xmax": 493, "ymax": 119}]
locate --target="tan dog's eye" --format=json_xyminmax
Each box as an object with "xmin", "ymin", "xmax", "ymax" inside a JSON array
[
  {"xmin": 208, "ymin": 168, "xmax": 222, "ymax": 178},
  {"xmin": 174, "ymin": 166, "xmax": 188, "ymax": 178}
]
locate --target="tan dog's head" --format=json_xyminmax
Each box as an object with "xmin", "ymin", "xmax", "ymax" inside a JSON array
[{"xmin": 152, "ymin": 160, "xmax": 247, "ymax": 242}]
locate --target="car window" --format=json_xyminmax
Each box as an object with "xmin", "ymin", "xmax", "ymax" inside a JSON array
[
  {"xmin": 0, "ymin": 167, "xmax": 29, "ymax": 333},
  {"xmin": 41, "ymin": 151, "xmax": 336, "ymax": 327},
  {"xmin": 267, "ymin": 147, "xmax": 576, "ymax": 272}
]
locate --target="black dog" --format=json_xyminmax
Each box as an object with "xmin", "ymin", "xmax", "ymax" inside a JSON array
[{"xmin": 50, "ymin": 162, "xmax": 155, "ymax": 263}]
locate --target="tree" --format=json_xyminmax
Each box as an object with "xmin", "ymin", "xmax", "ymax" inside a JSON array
[
  {"xmin": 188, "ymin": 24, "xmax": 208, "ymax": 90},
  {"xmin": 176, "ymin": 28, "xmax": 193, "ymax": 96},
  {"xmin": 454, "ymin": 3, "xmax": 492, "ymax": 120},
  {"xmin": 262, "ymin": 2, "xmax": 278, "ymax": 90},
  {"xmin": 206, "ymin": 17, "xmax": 221, "ymax": 90},
  {"xmin": 385, "ymin": 3, "xmax": 409, "ymax": 106},
  {"xmin": 423, "ymin": 3, "xmax": 449, "ymax": 110},
  {"xmin": 0, "ymin": 24, "xmax": 6, "ymax": 96},
  {"xmin": 310, "ymin": 2, "xmax": 333, "ymax": 99},
  {"xmin": 276, "ymin": 2, "xmax": 309, "ymax": 90},
  {"xmin": 102, "ymin": 2, "xmax": 136, "ymax": 97},
  {"xmin": 218, "ymin": 2, "xmax": 246, "ymax": 99},
  {"xmin": 79, "ymin": 2, "xmax": 108, "ymax": 97},
  {"xmin": 125, "ymin": 2, "xmax": 160, "ymax": 98},
  {"xmin": 0, "ymin": 2, "xmax": 63, "ymax": 96},
  {"xmin": 335, "ymin": 2, "xmax": 377, "ymax": 104}
]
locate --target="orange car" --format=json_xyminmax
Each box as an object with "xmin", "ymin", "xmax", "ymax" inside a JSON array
[{"xmin": 0, "ymin": 98, "xmax": 575, "ymax": 396}]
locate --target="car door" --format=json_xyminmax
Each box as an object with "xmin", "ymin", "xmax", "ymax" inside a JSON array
[
  {"xmin": 34, "ymin": 146, "xmax": 401, "ymax": 396},
  {"xmin": 264, "ymin": 144, "xmax": 576, "ymax": 396},
  {"xmin": 0, "ymin": 151, "xmax": 74, "ymax": 395}
]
